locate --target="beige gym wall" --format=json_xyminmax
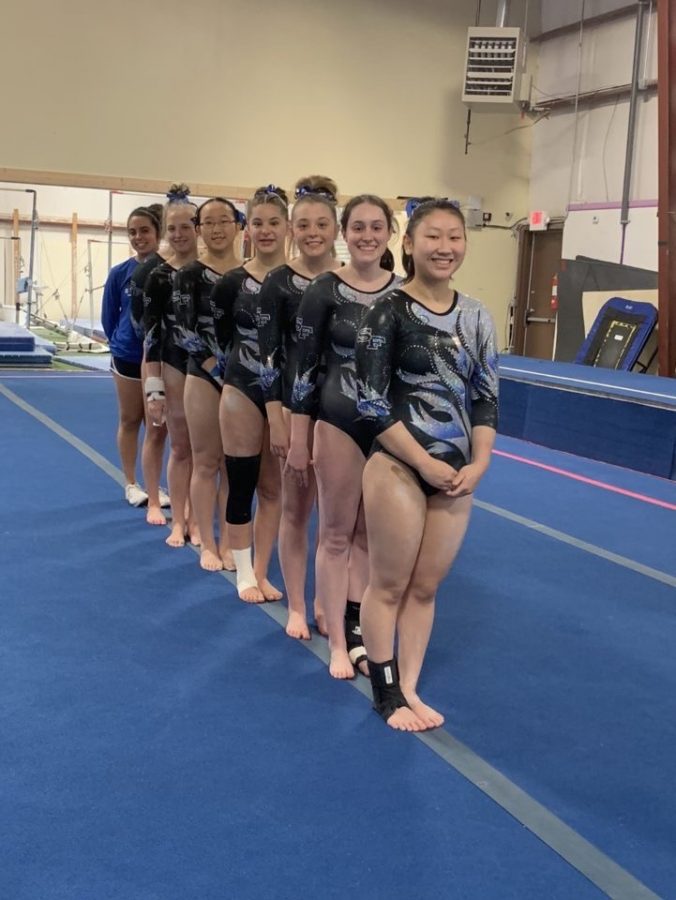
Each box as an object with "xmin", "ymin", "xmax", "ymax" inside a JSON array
[{"xmin": 2, "ymin": 0, "xmax": 534, "ymax": 334}]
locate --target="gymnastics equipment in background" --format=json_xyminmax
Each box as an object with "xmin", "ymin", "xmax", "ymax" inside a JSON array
[
  {"xmin": 574, "ymin": 297, "xmax": 658, "ymax": 372},
  {"xmin": 554, "ymin": 256, "xmax": 658, "ymax": 363},
  {"xmin": 1, "ymin": 187, "xmax": 38, "ymax": 326}
]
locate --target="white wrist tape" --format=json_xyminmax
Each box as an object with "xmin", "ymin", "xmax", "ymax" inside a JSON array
[{"xmin": 144, "ymin": 376, "xmax": 165, "ymax": 399}]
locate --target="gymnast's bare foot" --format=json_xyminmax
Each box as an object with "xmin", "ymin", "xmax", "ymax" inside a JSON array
[
  {"xmin": 200, "ymin": 548, "xmax": 224, "ymax": 572},
  {"xmin": 165, "ymin": 523, "xmax": 185, "ymax": 547},
  {"xmin": 188, "ymin": 525, "xmax": 201, "ymax": 547},
  {"xmin": 403, "ymin": 691, "xmax": 445, "ymax": 730},
  {"xmin": 146, "ymin": 505, "xmax": 167, "ymax": 526},
  {"xmin": 286, "ymin": 610, "xmax": 311, "ymax": 640},
  {"xmin": 238, "ymin": 583, "xmax": 265, "ymax": 603},
  {"xmin": 385, "ymin": 706, "xmax": 428, "ymax": 732},
  {"xmin": 257, "ymin": 577, "xmax": 283, "ymax": 602},
  {"xmin": 329, "ymin": 647, "xmax": 354, "ymax": 680}
]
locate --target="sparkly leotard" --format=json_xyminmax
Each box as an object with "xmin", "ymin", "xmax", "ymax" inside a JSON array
[
  {"xmin": 291, "ymin": 271, "xmax": 401, "ymax": 455},
  {"xmin": 172, "ymin": 260, "xmax": 224, "ymax": 390},
  {"xmin": 204, "ymin": 266, "xmax": 266, "ymax": 415},
  {"xmin": 257, "ymin": 264, "xmax": 312, "ymax": 409},
  {"xmin": 355, "ymin": 288, "xmax": 498, "ymax": 493},
  {"xmin": 142, "ymin": 261, "xmax": 188, "ymax": 373}
]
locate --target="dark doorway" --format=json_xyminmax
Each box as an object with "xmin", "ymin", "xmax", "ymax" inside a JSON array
[{"xmin": 512, "ymin": 224, "xmax": 564, "ymax": 359}]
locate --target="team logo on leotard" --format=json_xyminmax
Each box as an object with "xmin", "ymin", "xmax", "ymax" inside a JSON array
[
  {"xmin": 356, "ymin": 327, "xmax": 386, "ymax": 350},
  {"xmin": 296, "ymin": 318, "xmax": 313, "ymax": 340},
  {"xmin": 255, "ymin": 307, "xmax": 271, "ymax": 328}
]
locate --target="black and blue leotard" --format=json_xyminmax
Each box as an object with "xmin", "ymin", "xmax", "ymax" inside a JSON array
[
  {"xmin": 290, "ymin": 271, "xmax": 401, "ymax": 456},
  {"xmin": 172, "ymin": 260, "xmax": 224, "ymax": 391},
  {"xmin": 204, "ymin": 266, "xmax": 266, "ymax": 415},
  {"xmin": 257, "ymin": 264, "xmax": 312, "ymax": 409},
  {"xmin": 142, "ymin": 261, "xmax": 188, "ymax": 374},
  {"xmin": 355, "ymin": 288, "xmax": 499, "ymax": 492}
]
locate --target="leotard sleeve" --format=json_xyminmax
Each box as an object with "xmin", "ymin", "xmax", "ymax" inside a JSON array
[
  {"xmin": 200, "ymin": 271, "xmax": 237, "ymax": 372},
  {"xmin": 291, "ymin": 275, "xmax": 335, "ymax": 416},
  {"xmin": 468, "ymin": 307, "xmax": 499, "ymax": 429},
  {"xmin": 257, "ymin": 269, "xmax": 284, "ymax": 404},
  {"xmin": 355, "ymin": 297, "xmax": 398, "ymax": 433}
]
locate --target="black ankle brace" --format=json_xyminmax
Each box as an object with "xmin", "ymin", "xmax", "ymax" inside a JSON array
[
  {"xmin": 369, "ymin": 658, "xmax": 409, "ymax": 722},
  {"xmin": 345, "ymin": 600, "xmax": 362, "ymax": 647},
  {"xmin": 345, "ymin": 600, "xmax": 368, "ymax": 670}
]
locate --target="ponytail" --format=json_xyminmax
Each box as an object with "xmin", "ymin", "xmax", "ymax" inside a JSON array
[{"xmin": 380, "ymin": 248, "xmax": 395, "ymax": 272}]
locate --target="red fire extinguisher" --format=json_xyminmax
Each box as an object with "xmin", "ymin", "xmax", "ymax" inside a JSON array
[{"xmin": 550, "ymin": 273, "xmax": 559, "ymax": 312}]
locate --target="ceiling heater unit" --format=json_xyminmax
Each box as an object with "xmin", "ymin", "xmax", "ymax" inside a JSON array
[{"xmin": 462, "ymin": 27, "xmax": 523, "ymax": 106}]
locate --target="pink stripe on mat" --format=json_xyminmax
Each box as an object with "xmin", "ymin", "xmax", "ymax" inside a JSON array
[{"xmin": 493, "ymin": 449, "xmax": 676, "ymax": 511}]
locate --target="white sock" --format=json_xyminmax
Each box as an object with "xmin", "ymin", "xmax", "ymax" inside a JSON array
[{"xmin": 232, "ymin": 547, "xmax": 257, "ymax": 593}]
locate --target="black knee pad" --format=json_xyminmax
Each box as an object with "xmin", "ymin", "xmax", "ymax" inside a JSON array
[{"xmin": 225, "ymin": 454, "xmax": 261, "ymax": 525}]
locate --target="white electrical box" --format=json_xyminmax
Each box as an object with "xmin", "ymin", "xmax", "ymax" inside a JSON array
[{"xmin": 462, "ymin": 27, "xmax": 522, "ymax": 105}]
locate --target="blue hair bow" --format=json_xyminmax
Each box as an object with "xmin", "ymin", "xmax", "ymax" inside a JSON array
[
  {"xmin": 294, "ymin": 185, "xmax": 336, "ymax": 202},
  {"xmin": 166, "ymin": 187, "xmax": 191, "ymax": 203}
]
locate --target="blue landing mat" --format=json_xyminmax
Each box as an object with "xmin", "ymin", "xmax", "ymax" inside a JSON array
[
  {"xmin": 0, "ymin": 394, "xmax": 610, "ymax": 900},
  {"xmin": 1, "ymin": 375, "xmax": 675, "ymax": 898},
  {"xmin": 484, "ymin": 437, "xmax": 676, "ymax": 575},
  {"xmin": 0, "ymin": 348, "xmax": 52, "ymax": 366},
  {"xmin": 498, "ymin": 357, "xmax": 676, "ymax": 478},
  {"xmin": 499, "ymin": 355, "xmax": 676, "ymax": 408},
  {"xmin": 0, "ymin": 321, "xmax": 34, "ymax": 351}
]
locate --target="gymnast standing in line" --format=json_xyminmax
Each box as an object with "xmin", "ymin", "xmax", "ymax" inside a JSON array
[
  {"xmin": 142, "ymin": 184, "xmax": 199, "ymax": 548},
  {"xmin": 198, "ymin": 185, "xmax": 288, "ymax": 602},
  {"xmin": 128, "ymin": 204, "xmax": 171, "ymax": 527},
  {"xmin": 355, "ymin": 198, "xmax": 498, "ymax": 732},
  {"xmin": 172, "ymin": 197, "xmax": 244, "ymax": 572},
  {"xmin": 258, "ymin": 175, "xmax": 342, "ymax": 640},
  {"xmin": 287, "ymin": 195, "xmax": 401, "ymax": 678},
  {"xmin": 102, "ymin": 204, "xmax": 164, "ymax": 509}
]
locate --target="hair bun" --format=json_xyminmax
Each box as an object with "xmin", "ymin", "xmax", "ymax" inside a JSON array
[{"xmin": 166, "ymin": 182, "xmax": 192, "ymax": 203}]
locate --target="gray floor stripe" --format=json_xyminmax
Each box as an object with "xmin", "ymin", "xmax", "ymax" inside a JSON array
[
  {"xmin": 475, "ymin": 499, "xmax": 676, "ymax": 588},
  {"xmin": 2, "ymin": 381, "xmax": 664, "ymax": 900},
  {"xmin": 249, "ymin": 601, "xmax": 662, "ymax": 899}
]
